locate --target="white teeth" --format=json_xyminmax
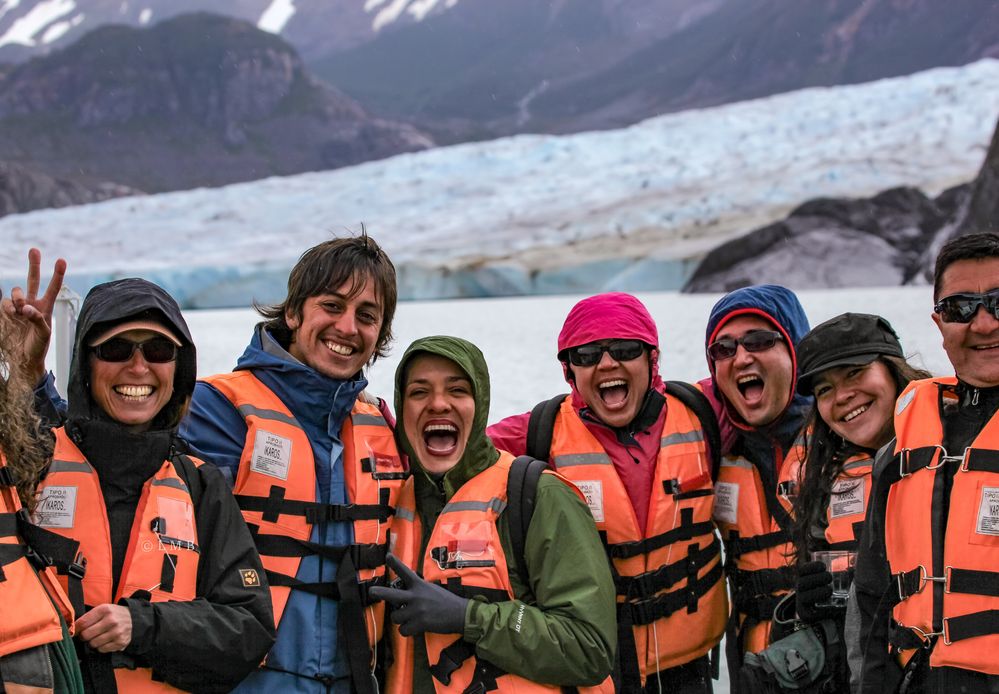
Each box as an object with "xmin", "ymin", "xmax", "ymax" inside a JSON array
[
  {"xmin": 424, "ymin": 423, "xmax": 457, "ymax": 433},
  {"xmin": 973, "ymin": 343, "xmax": 999, "ymax": 350},
  {"xmin": 115, "ymin": 385, "xmax": 153, "ymax": 398},
  {"xmin": 738, "ymin": 375, "xmax": 761, "ymax": 384},
  {"xmin": 843, "ymin": 405, "xmax": 868, "ymax": 422},
  {"xmin": 599, "ymin": 380, "xmax": 626, "ymax": 389},
  {"xmin": 324, "ymin": 341, "xmax": 354, "ymax": 356}
]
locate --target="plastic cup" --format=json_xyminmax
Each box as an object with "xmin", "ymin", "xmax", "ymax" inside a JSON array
[{"xmin": 811, "ymin": 550, "xmax": 856, "ymax": 605}]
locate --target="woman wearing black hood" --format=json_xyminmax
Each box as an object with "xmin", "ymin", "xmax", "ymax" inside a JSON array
[{"xmin": 33, "ymin": 278, "xmax": 274, "ymax": 693}]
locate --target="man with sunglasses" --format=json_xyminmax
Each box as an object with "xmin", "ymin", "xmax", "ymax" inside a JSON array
[
  {"xmin": 701, "ymin": 284, "xmax": 812, "ymax": 690},
  {"xmin": 855, "ymin": 232, "xmax": 999, "ymax": 692},
  {"xmin": 488, "ymin": 292, "xmax": 729, "ymax": 693}
]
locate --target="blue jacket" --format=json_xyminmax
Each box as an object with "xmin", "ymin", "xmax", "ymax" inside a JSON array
[
  {"xmin": 180, "ymin": 324, "xmax": 371, "ymax": 694},
  {"xmin": 703, "ymin": 284, "xmax": 812, "ymax": 482}
]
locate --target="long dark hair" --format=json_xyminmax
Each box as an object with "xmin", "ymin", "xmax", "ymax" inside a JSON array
[{"xmin": 790, "ymin": 356, "xmax": 931, "ymax": 563}]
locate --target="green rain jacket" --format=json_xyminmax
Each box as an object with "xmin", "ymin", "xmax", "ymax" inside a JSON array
[{"xmin": 394, "ymin": 336, "xmax": 617, "ymax": 692}]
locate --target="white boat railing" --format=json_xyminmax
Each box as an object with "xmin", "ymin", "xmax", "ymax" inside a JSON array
[{"xmin": 52, "ymin": 286, "xmax": 81, "ymax": 395}]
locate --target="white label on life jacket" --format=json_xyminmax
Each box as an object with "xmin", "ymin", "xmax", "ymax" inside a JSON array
[
  {"xmin": 251, "ymin": 430, "xmax": 292, "ymax": 481},
  {"xmin": 829, "ymin": 478, "xmax": 865, "ymax": 519},
  {"xmin": 976, "ymin": 486, "xmax": 999, "ymax": 537},
  {"xmin": 713, "ymin": 481, "xmax": 738, "ymax": 525},
  {"xmin": 34, "ymin": 485, "xmax": 77, "ymax": 529},
  {"xmin": 573, "ymin": 480, "xmax": 604, "ymax": 523}
]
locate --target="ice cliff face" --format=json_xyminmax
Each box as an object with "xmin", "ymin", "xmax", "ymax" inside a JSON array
[{"xmin": 1, "ymin": 60, "xmax": 998, "ymax": 307}]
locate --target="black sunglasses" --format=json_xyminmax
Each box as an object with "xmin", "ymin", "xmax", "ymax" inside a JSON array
[
  {"xmin": 567, "ymin": 339, "xmax": 646, "ymax": 367},
  {"xmin": 934, "ymin": 288, "xmax": 999, "ymax": 324},
  {"xmin": 708, "ymin": 330, "xmax": 783, "ymax": 361},
  {"xmin": 92, "ymin": 336, "xmax": 178, "ymax": 364}
]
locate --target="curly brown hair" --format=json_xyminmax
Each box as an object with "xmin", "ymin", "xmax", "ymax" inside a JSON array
[{"xmin": 0, "ymin": 310, "xmax": 52, "ymax": 512}]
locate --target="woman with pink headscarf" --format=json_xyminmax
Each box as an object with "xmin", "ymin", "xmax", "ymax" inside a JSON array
[{"xmin": 488, "ymin": 292, "xmax": 728, "ymax": 694}]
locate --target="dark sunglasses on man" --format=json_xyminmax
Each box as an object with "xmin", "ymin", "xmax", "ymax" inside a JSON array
[
  {"xmin": 92, "ymin": 336, "xmax": 178, "ymax": 363},
  {"xmin": 708, "ymin": 330, "xmax": 783, "ymax": 361},
  {"xmin": 934, "ymin": 288, "xmax": 999, "ymax": 324},
  {"xmin": 567, "ymin": 339, "xmax": 646, "ymax": 367}
]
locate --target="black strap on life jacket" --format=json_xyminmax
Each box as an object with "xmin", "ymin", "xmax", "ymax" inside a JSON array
[
  {"xmin": 247, "ymin": 523, "xmax": 387, "ymax": 568},
  {"xmin": 13, "ymin": 512, "xmax": 86, "ymax": 618},
  {"xmin": 604, "ymin": 507, "xmax": 714, "ymax": 560},
  {"xmin": 613, "ymin": 536, "xmax": 721, "ymax": 599},
  {"xmin": 427, "ymin": 577, "xmax": 512, "ymax": 692},
  {"xmin": 506, "ymin": 455, "xmax": 548, "ymax": 590},
  {"xmin": 235, "ymin": 485, "xmax": 394, "ymax": 524},
  {"xmin": 620, "ymin": 560, "xmax": 724, "ymax": 626},
  {"xmin": 892, "ymin": 445, "xmax": 999, "ymax": 480},
  {"xmin": 723, "ymin": 528, "xmax": 790, "ymax": 561}
]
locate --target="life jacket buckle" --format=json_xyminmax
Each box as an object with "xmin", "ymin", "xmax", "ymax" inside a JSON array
[
  {"xmin": 67, "ymin": 552, "xmax": 87, "ymax": 580},
  {"xmin": 900, "ymin": 621, "xmax": 943, "ymax": 646},
  {"xmin": 898, "ymin": 448, "xmax": 913, "ymax": 478}
]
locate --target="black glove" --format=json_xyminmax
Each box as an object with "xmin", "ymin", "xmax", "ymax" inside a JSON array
[
  {"xmin": 795, "ymin": 560, "xmax": 833, "ymax": 623},
  {"xmin": 368, "ymin": 554, "xmax": 469, "ymax": 637}
]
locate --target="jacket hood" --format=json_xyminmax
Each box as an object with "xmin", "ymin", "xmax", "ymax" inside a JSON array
[
  {"xmin": 394, "ymin": 336, "xmax": 498, "ymax": 498},
  {"xmin": 704, "ymin": 284, "xmax": 810, "ymax": 430},
  {"xmin": 556, "ymin": 292, "xmax": 665, "ymax": 411},
  {"xmin": 68, "ymin": 278, "xmax": 196, "ymax": 432}
]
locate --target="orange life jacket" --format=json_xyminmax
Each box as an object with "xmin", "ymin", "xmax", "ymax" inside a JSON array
[
  {"xmin": 775, "ymin": 430, "xmax": 873, "ymax": 552},
  {"xmin": 203, "ymin": 371, "xmax": 404, "ymax": 671},
  {"xmin": 885, "ymin": 377, "xmax": 999, "ymax": 675},
  {"xmin": 714, "ymin": 431, "xmax": 804, "ymax": 654},
  {"xmin": 0, "ymin": 454, "xmax": 75, "ymax": 659},
  {"xmin": 545, "ymin": 394, "xmax": 727, "ymax": 684},
  {"xmin": 36, "ymin": 428, "xmax": 202, "ymax": 692},
  {"xmin": 387, "ymin": 452, "xmax": 593, "ymax": 693}
]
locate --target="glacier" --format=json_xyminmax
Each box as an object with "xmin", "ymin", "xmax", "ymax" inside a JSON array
[{"xmin": 2, "ymin": 59, "xmax": 998, "ymax": 308}]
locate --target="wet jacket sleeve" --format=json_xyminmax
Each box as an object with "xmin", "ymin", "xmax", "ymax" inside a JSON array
[
  {"xmin": 464, "ymin": 474, "xmax": 616, "ymax": 686},
  {"xmin": 855, "ymin": 444, "xmax": 902, "ymax": 694},
  {"xmin": 485, "ymin": 412, "xmax": 530, "ymax": 457},
  {"xmin": 33, "ymin": 371, "xmax": 67, "ymax": 429},
  {"xmin": 120, "ymin": 462, "xmax": 275, "ymax": 693},
  {"xmin": 178, "ymin": 381, "xmax": 248, "ymax": 486}
]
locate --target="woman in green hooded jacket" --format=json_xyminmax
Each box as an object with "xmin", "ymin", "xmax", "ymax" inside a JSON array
[{"xmin": 370, "ymin": 336, "xmax": 616, "ymax": 693}]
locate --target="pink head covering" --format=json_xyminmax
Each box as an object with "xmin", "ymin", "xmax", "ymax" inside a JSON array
[{"xmin": 557, "ymin": 292, "xmax": 659, "ymax": 355}]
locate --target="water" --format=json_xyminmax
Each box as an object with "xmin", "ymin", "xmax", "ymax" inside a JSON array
[{"xmin": 186, "ymin": 285, "xmax": 948, "ymax": 421}]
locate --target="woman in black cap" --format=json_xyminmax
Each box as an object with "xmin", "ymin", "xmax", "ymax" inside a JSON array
[{"xmin": 782, "ymin": 313, "xmax": 930, "ymax": 692}]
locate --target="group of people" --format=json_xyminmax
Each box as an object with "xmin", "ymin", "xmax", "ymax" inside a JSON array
[{"xmin": 0, "ymin": 229, "xmax": 996, "ymax": 694}]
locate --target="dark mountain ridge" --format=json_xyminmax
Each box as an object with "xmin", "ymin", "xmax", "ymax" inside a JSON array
[{"xmin": 0, "ymin": 13, "xmax": 431, "ymax": 192}]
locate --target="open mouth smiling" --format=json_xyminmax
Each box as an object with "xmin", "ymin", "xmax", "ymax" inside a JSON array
[
  {"xmin": 114, "ymin": 385, "xmax": 155, "ymax": 400},
  {"xmin": 598, "ymin": 379, "xmax": 629, "ymax": 407},
  {"xmin": 842, "ymin": 404, "xmax": 871, "ymax": 423},
  {"xmin": 324, "ymin": 340, "xmax": 355, "ymax": 356},
  {"xmin": 423, "ymin": 422, "xmax": 459, "ymax": 456},
  {"xmin": 736, "ymin": 374, "xmax": 764, "ymax": 399}
]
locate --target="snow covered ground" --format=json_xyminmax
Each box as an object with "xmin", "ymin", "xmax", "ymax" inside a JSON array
[{"xmin": 5, "ymin": 60, "xmax": 999, "ymax": 307}]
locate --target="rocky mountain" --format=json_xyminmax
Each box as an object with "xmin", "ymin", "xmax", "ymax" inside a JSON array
[
  {"xmin": 0, "ymin": 13, "xmax": 431, "ymax": 192},
  {"xmin": 682, "ymin": 117, "xmax": 999, "ymax": 293},
  {"xmin": 0, "ymin": 160, "xmax": 136, "ymax": 217},
  {"xmin": 2, "ymin": 1, "xmax": 997, "ymax": 140}
]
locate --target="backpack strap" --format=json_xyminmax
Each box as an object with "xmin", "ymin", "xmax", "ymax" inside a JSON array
[
  {"xmin": 665, "ymin": 380, "xmax": 721, "ymax": 483},
  {"xmin": 506, "ymin": 455, "xmax": 549, "ymax": 590},
  {"xmin": 526, "ymin": 394, "xmax": 567, "ymax": 462}
]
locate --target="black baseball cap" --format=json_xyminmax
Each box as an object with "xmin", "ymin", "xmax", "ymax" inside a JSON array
[{"xmin": 796, "ymin": 313, "xmax": 903, "ymax": 394}]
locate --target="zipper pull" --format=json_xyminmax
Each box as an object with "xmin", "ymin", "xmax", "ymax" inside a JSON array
[{"xmin": 972, "ymin": 388, "xmax": 980, "ymax": 406}]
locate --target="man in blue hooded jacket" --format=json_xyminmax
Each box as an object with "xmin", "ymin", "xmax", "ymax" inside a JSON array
[
  {"xmin": 179, "ymin": 235, "xmax": 404, "ymax": 694},
  {"xmin": 701, "ymin": 285, "xmax": 811, "ymax": 692}
]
